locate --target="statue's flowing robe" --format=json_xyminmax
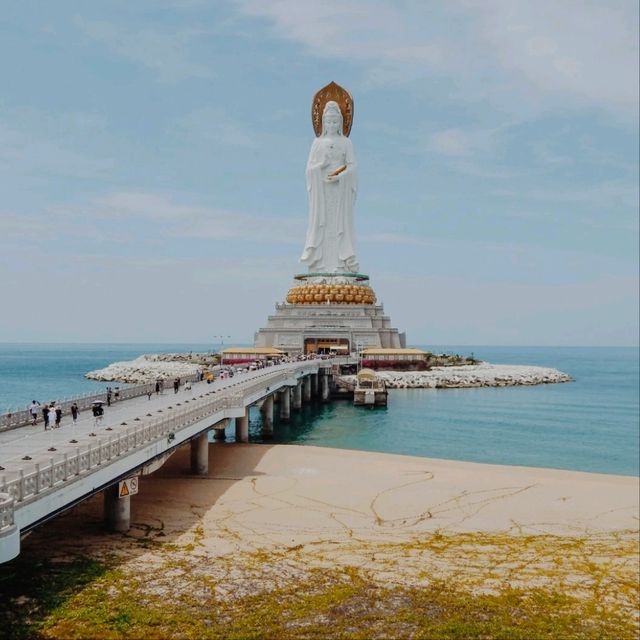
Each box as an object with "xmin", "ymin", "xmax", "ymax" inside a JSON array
[{"xmin": 301, "ymin": 136, "xmax": 358, "ymax": 273}]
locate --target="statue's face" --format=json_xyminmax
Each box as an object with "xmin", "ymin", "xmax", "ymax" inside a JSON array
[{"xmin": 324, "ymin": 112, "xmax": 340, "ymax": 135}]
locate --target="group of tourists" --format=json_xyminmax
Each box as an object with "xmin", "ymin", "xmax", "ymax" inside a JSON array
[
  {"xmin": 105, "ymin": 386, "xmax": 120, "ymax": 406},
  {"xmin": 30, "ymin": 400, "xmax": 79, "ymax": 431}
]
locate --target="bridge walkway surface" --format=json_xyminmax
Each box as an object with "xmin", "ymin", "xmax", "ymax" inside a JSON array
[{"xmin": 0, "ymin": 360, "xmax": 332, "ymax": 563}]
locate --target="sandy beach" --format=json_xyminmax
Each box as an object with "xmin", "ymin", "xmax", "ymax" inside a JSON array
[{"xmin": 7, "ymin": 442, "xmax": 636, "ymax": 639}]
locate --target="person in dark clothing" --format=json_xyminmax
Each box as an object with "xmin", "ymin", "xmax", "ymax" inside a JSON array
[
  {"xmin": 71, "ymin": 403, "xmax": 79, "ymax": 424},
  {"xmin": 173, "ymin": 378, "xmax": 179, "ymax": 394},
  {"xmin": 54, "ymin": 404, "xmax": 62, "ymax": 428},
  {"xmin": 106, "ymin": 387, "xmax": 112, "ymax": 407},
  {"xmin": 155, "ymin": 381, "xmax": 160, "ymax": 395},
  {"xmin": 42, "ymin": 405, "xmax": 50, "ymax": 430}
]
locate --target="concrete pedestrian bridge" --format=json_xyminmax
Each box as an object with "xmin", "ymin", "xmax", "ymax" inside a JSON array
[{"xmin": 0, "ymin": 359, "xmax": 335, "ymax": 563}]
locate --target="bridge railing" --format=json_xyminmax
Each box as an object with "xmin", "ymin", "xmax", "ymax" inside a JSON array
[
  {"xmin": 0, "ymin": 390, "xmax": 235, "ymax": 508},
  {"xmin": 0, "ymin": 362, "xmax": 319, "ymax": 533},
  {"xmin": 0, "ymin": 374, "xmax": 201, "ymax": 432},
  {"xmin": 0, "ymin": 493, "xmax": 13, "ymax": 530}
]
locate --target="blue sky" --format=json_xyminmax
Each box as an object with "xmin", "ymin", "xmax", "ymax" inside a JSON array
[{"xmin": 0, "ymin": 0, "xmax": 637, "ymax": 346}]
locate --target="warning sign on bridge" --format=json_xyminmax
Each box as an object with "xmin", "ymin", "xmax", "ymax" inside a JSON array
[{"xmin": 118, "ymin": 477, "xmax": 138, "ymax": 499}]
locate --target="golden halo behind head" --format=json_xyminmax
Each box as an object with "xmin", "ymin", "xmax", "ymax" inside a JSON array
[{"xmin": 312, "ymin": 81, "xmax": 354, "ymax": 137}]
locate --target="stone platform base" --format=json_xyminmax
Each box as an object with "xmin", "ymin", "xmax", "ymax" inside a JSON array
[{"xmin": 254, "ymin": 302, "xmax": 405, "ymax": 355}]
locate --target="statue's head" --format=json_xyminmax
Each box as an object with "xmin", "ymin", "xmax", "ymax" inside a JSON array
[{"xmin": 322, "ymin": 101, "xmax": 343, "ymax": 136}]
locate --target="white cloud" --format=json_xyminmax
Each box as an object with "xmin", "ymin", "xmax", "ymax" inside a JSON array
[
  {"xmin": 0, "ymin": 110, "xmax": 114, "ymax": 179},
  {"xmin": 429, "ymin": 129, "xmax": 472, "ymax": 156},
  {"xmin": 74, "ymin": 16, "xmax": 212, "ymax": 82},
  {"xmin": 235, "ymin": 0, "xmax": 639, "ymax": 115},
  {"xmin": 466, "ymin": 0, "xmax": 639, "ymax": 113},
  {"xmin": 174, "ymin": 107, "xmax": 257, "ymax": 147},
  {"xmin": 0, "ymin": 190, "xmax": 304, "ymax": 254}
]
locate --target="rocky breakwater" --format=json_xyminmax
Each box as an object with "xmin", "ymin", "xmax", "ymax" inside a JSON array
[
  {"xmin": 86, "ymin": 355, "xmax": 203, "ymax": 384},
  {"xmin": 342, "ymin": 363, "xmax": 572, "ymax": 389}
]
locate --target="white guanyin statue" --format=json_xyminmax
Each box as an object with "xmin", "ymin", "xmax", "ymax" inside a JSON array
[{"xmin": 300, "ymin": 100, "xmax": 359, "ymax": 274}]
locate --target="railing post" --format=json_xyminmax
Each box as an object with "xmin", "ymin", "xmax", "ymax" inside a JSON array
[{"xmin": 34, "ymin": 464, "xmax": 40, "ymax": 494}]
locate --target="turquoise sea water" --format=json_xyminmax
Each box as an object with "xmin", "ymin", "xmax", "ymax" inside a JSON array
[
  {"xmin": 0, "ymin": 344, "xmax": 638, "ymax": 476},
  {"xmin": 0, "ymin": 343, "xmax": 214, "ymax": 413}
]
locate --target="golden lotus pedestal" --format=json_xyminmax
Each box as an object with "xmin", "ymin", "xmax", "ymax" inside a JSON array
[{"xmin": 286, "ymin": 282, "xmax": 376, "ymax": 305}]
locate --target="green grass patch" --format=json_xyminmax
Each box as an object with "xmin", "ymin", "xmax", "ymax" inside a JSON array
[
  {"xmin": 30, "ymin": 564, "xmax": 640, "ymax": 640},
  {"xmin": 2, "ymin": 530, "xmax": 638, "ymax": 640},
  {"xmin": 0, "ymin": 554, "xmax": 108, "ymax": 640}
]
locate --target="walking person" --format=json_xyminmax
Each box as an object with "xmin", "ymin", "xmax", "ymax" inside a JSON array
[
  {"xmin": 106, "ymin": 387, "xmax": 112, "ymax": 407},
  {"xmin": 173, "ymin": 378, "xmax": 179, "ymax": 394},
  {"xmin": 29, "ymin": 400, "xmax": 40, "ymax": 425},
  {"xmin": 54, "ymin": 403, "xmax": 62, "ymax": 428},
  {"xmin": 155, "ymin": 381, "xmax": 160, "ymax": 395},
  {"xmin": 71, "ymin": 402, "xmax": 79, "ymax": 424},
  {"xmin": 42, "ymin": 404, "xmax": 50, "ymax": 430}
]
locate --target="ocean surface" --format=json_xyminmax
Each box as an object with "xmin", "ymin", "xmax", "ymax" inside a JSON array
[{"xmin": 1, "ymin": 344, "xmax": 638, "ymax": 476}]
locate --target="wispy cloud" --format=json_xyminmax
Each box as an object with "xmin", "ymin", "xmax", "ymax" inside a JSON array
[
  {"xmin": 235, "ymin": 0, "xmax": 639, "ymax": 115},
  {"xmin": 174, "ymin": 107, "xmax": 257, "ymax": 147},
  {"xmin": 0, "ymin": 109, "xmax": 114, "ymax": 179},
  {"xmin": 0, "ymin": 189, "xmax": 305, "ymax": 251},
  {"xmin": 74, "ymin": 16, "xmax": 212, "ymax": 82}
]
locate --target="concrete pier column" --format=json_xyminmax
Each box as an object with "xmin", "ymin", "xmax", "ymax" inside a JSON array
[
  {"xmin": 213, "ymin": 418, "xmax": 228, "ymax": 441},
  {"xmin": 235, "ymin": 412, "xmax": 249, "ymax": 443},
  {"xmin": 104, "ymin": 484, "xmax": 130, "ymax": 533},
  {"xmin": 310, "ymin": 373, "xmax": 319, "ymax": 397},
  {"xmin": 280, "ymin": 388, "xmax": 291, "ymax": 421},
  {"xmin": 321, "ymin": 372, "xmax": 330, "ymax": 402},
  {"xmin": 292, "ymin": 382, "xmax": 302, "ymax": 410},
  {"xmin": 303, "ymin": 376, "xmax": 312, "ymax": 403},
  {"xmin": 190, "ymin": 431, "xmax": 209, "ymax": 475},
  {"xmin": 261, "ymin": 395, "xmax": 274, "ymax": 436}
]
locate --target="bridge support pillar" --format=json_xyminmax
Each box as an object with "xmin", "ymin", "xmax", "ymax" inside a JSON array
[
  {"xmin": 292, "ymin": 382, "xmax": 302, "ymax": 410},
  {"xmin": 310, "ymin": 373, "xmax": 319, "ymax": 398},
  {"xmin": 190, "ymin": 431, "xmax": 209, "ymax": 475},
  {"xmin": 235, "ymin": 412, "xmax": 249, "ymax": 443},
  {"xmin": 104, "ymin": 484, "xmax": 130, "ymax": 533},
  {"xmin": 280, "ymin": 388, "xmax": 290, "ymax": 421},
  {"xmin": 213, "ymin": 418, "xmax": 228, "ymax": 441},
  {"xmin": 321, "ymin": 372, "xmax": 330, "ymax": 402},
  {"xmin": 261, "ymin": 395, "xmax": 274, "ymax": 436},
  {"xmin": 303, "ymin": 376, "xmax": 312, "ymax": 403}
]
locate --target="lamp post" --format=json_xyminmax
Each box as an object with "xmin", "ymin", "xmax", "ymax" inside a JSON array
[{"xmin": 213, "ymin": 335, "xmax": 230, "ymax": 366}]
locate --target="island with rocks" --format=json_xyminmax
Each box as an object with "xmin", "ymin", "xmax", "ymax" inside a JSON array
[
  {"xmin": 85, "ymin": 353, "xmax": 214, "ymax": 384},
  {"xmin": 341, "ymin": 363, "xmax": 572, "ymax": 389},
  {"xmin": 86, "ymin": 353, "xmax": 572, "ymax": 389}
]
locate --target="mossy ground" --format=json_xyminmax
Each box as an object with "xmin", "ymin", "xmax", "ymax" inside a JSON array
[{"xmin": 1, "ymin": 530, "xmax": 637, "ymax": 640}]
